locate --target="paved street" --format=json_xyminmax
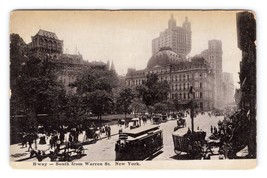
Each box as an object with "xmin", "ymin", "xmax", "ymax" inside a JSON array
[{"xmin": 10, "ymin": 113, "xmax": 225, "ymax": 162}]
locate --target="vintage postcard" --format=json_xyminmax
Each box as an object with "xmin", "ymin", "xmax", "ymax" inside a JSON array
[{"xmin": 9, "ymin": 10, "xmax": 256, "ymax": 169}]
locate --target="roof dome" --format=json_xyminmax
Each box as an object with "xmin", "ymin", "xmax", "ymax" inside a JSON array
[{"xmin": 147, "ymin": 47, "xmax": 185, "ymax": 69}]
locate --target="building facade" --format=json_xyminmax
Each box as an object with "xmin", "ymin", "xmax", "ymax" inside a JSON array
[
  {"xmin": 27, "ymin": 29, "xmax": 111, "ymax": 94},
  {"xmin": 126, "ymin": 47, "xmax": 214, "ymax": 111},
  {"xmin": 222, "ymin": 72, "xmax": 235, "ymax": 106},
  {"xmin": 196, "ymin": 40, "xmax": 223, "ymax": 108},
  {"xmin": 236, "ymin": 11, "xmax": 256, "ymax": 158},
  {"xmin": 27, "ymin": 29, "xmax": 64, "ymax": 59},
  {"xmin": 152, "ymin": 15, "xmax": 192, "ymax": 57}
]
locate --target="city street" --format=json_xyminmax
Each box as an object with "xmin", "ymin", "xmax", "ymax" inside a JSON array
[{"xmin": 10, "ymin": 113, "xmax": 224, "ymax": 162}]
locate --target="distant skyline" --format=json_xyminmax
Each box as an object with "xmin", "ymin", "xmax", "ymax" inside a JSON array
[{"xmin": 10, "ymin": 10, "xmax": 242, "ymax": 88}]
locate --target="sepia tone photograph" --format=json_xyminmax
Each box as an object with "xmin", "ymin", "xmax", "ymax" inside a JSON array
[{"xmin": 9, "ymin": 10, "xmax": 256, "ymax": 169}]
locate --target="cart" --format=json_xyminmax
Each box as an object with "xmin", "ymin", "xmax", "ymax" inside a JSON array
[
  {"xmin": 55, "ymin": 142, "xmax": 85, "ymax": 161},
  {"xmin": 172, "ymin": 131, "xmax": 206, "ymax": 159}
]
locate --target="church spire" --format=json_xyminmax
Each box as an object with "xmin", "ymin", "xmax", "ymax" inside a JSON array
[
  {"xmin": 111, "ymin": 60, "xmax": 115, "ymax": 71},
  {"xmin": 107, "ymin": 60, "xmax": 110, "ymax": 70}
]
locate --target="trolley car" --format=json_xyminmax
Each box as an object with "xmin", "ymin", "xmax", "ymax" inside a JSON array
[{"xmin": 115, "ymin": 125, "xmax": 163, "ymax": 160}]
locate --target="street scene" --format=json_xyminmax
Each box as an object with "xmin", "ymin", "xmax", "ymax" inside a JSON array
[{"xmin": 10, "ymin": 10, "xmax": 256, "ymax": 164}]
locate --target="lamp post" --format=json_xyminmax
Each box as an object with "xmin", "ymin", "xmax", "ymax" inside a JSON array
[{"xmin": 189, "ymin": 86, "xmax": 195, "ymax": 133}]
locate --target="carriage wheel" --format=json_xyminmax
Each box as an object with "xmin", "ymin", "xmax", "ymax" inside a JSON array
[{"xmin": 174, "ymin": 149, "xmax": 182, "ymax": 155}]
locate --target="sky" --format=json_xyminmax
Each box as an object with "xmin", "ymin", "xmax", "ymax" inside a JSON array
[{"xmin": 10, "ymin": 10, "xmax": 242, "ymax": 88}]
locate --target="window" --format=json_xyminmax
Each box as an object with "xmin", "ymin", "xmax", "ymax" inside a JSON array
[
  {"xmin": 194, "ymin": 72, "xmax": 199, "ymax": 79},
  {"xmin": 195, "ymin": 82, "xmax": 200, "ymax": 88},
  {"xmin": 200, "ymin": 102, "xmax": 203, "ymax": 109}
]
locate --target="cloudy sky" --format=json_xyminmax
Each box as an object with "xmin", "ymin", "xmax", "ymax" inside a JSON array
[{"xmin": 10, "ymin": 10, "xmax": 242, "ymax": 88}]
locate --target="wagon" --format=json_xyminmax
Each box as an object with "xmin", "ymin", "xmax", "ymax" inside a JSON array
[
  {"xmin": 55, "ymin": 142, "xmax": 85, "ymax": 161},
  {"xmin": 84, "ymin": 127, "xmax": 100, "ymax": 142},
  {"xmin": 172, "ymin": 131, "xmax": 206, "ymax": 159}
]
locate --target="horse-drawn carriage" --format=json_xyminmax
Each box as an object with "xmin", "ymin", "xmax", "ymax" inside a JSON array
[
  {"xmin": 172, "ymin": 131, "xmax": 206, "ymax": 159},
  {"xmin": 84, "ymin": 127, "xmax": 100, "ymax": 143},
  {"xmin": 174, "ymin": 118, "xmax": 186, "ymax": 131}
]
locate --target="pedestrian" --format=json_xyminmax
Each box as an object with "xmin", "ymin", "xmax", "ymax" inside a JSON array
[
  {"xmin": 27, "ymin": 134, "xmax": 33, "ymax": 151},
  {"xmin": 214, "ymin": 126, "xmax": 218, "ymax": 135},
  {"xmin": 210, "ymin": 125, "xmax": 213, "ymax": 134},
  {"xmin": 21, "ymin": 132, "xmax": 27, "ymax": 148},
  {"xmin": 60, "ymin": 130, "xmax": 65, "ymax": 144},
  {"xmin": 107, "ymin": 125, "xmax": 111, "ymax": 139}
]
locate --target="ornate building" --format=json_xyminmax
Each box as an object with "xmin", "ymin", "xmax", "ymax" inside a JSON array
[
  {"xmin": 27, "ymin": 30, "xmax": 110, "ymax": 94},
  {"xmin": 126, "ymin": 47, "xmax": 214, "ymax": 111},
  {"xmin": 152, "ymin": 15, "xmax": 192, "ymax": 57},
  {"xmin": 27, "ymin": 29, "xmax": 63, "ymax": 59}
]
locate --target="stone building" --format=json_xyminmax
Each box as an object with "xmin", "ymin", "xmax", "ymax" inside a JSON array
[
  {"xmin": 27, "ymin": 29, "xmax": 63, "ymax": 59},
  {"xmin": 222, "ymin": 72, "xmax": 235, "ymax": 106},
  {"xmin": 236, "ymin": 11, "xmax": 256, "ymax": 158},
  {"xmin": 152, "ymin": 15, "xmax": 192, "ymax": 57},
  {"xmin": 27, "ymin": 29, "xmax": 110, "ymax": 94},
  {"xmin": 195, "ymin": 40, "xmax": 223, "ymax": 108},
  {"xmin": 126, "ymin": 47, "xmax": 214, "ymax": 111}
]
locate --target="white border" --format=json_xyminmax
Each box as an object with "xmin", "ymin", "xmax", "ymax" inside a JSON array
[{"xmin": 1, "ymin": 0, "xmax": 266, "ymax": 177}]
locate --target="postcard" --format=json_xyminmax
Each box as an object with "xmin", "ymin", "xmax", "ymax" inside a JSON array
[{"xmin": 9, "ymin": 10, "xmax": 256, "ymax": 169}]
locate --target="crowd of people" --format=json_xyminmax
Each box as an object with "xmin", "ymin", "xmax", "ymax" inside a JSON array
[{"xmin": 17, "ymin": 121, "xmax": 115, "ymax": 161}]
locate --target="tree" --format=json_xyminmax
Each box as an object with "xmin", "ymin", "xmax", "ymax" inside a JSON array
[
  {"xmin": 129, "ymin": 98, "xmax": 147, "ymax": 117},
  {"xmin": 117, "ymin": 88, "xmax": 135, "ymax": 119},
  {"xmin": 70, "ymin": 66, "xmax": 118, "ymax": 119},
  {"xmin": 136, "ymin": 73, "xmax": 170, "ymax": 107},
  {"xmin": 11, "ymin": 57, "xmax": 65, "ymax": 115},
  {"xmin": 10, "ymin": 33, "xmax": 27, "ymax": 86}
]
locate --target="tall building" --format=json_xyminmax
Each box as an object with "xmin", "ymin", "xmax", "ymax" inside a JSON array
[
  {"xmin": 152, "ymin": 15, "xmax": 192, "ymax": 57},
  {"xmin": 27, "ymin": 30, "xmax": 112, "ymax": 94},
  {"xmin": 236, "ymin": 11, "xmax": 256, "ymax": 158},
  {"xmin": 126, "ymin": 47, "xmax": 214, "ymax": 111},
  {"xmin": 222, "ymin": 72, "xmax": 235, "ymax": 105},
  {"xmin": 27, "ymin": 29, "xmax": 63, "ymax": 59},
  {"xmin": 196, "ymin": 40, "xmax": 223, "ymax": 108}
]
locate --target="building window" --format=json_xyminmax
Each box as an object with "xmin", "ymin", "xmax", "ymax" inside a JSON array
[
  {"xmin": 200, "ymin": 102, "xmax": 203, "ymax": 109},
  {"xmin": 200, "ymin": 82, "xmax": 202, "ymax": 88},
  {"xmin": 194, "ymin": 72, "xmax": 199, "ymax": 79},
  {"xmin": 195, "ymin": 82, "xmax": 200, "ymax": 88},
  {"xmin": 200, "ymin": 92, "xmax": 203, "ymax": 98}
]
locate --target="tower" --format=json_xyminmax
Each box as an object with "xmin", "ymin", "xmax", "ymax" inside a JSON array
[
  {"xmin": 168, "ymin": 14, "xmax": 176, "ymax": 29},
  {"xmin": 152, "ymin": 15, "xmax": 192, "ymax": 57},
  {"xmin": 111, "ymin": 61, "xmax": 116, "ymax": 71}
]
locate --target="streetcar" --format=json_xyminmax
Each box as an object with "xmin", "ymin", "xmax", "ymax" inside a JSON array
[{"xmin": 115, "ymin": 125, "xmax": 163, "ymax": 160}]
